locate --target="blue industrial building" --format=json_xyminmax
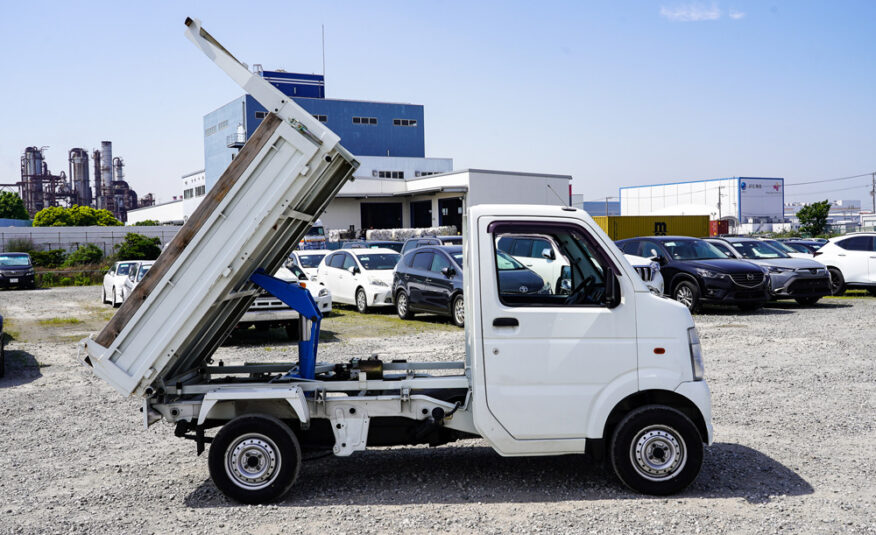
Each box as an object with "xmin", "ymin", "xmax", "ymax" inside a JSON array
[{"xmin": 203, "ymin": 70, "xmax": 425, "ymax": 191}]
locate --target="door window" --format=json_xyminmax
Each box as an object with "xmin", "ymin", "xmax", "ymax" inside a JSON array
[
  {"xmin": 837, "ymin": 236, "xmax": 874, "ymax": 251},
  {"xmin": 510, "ymin": 238, "xmax": 534, "ymax": 257},
  {"xmin": 328, "ymin": 253, "xmax": 345, "ymax": 269},
  {"xmin": 341, "ymin": 253, "xmax": 357, "ymax": 270},
  {"xmin": 618, "ymin": 240, "xmax": 639, "ymax": 255},
  {"xmin": 430, "ymin": 253, "xmax": 451, "ymax": 273},
  {"xmin": 530, "ymin": 238, "xmax": 552, "ymax": 258},
  {"xmin": 411, "ymin": 252, "xmax": 434, "ymax": 271},
  {"xmin": 493, "ymin": 226, "xmax": 612, "ymax": 307},
  {"xmin": 638, "ymin": 241, "xmax": 664, "ymax": 259}
]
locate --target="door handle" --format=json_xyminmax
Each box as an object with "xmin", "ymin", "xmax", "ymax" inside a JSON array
[{"xmin": 493, "ymin": 317, "xmax": 519, "ymax": 327}]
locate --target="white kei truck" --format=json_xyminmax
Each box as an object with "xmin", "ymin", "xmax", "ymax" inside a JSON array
[{"xmin": 80, "ymin": 18, "xmax": 712, "ymax": 504}]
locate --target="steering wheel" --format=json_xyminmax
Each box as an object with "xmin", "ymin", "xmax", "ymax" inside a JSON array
[{"xmin": 564, "ymin": 276, "xmax": 595, "ymax": 305}]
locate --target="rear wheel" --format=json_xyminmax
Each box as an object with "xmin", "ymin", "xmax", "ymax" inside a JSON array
[
  {"xmin": 610, "ymin": 405, "xmax": 703, "ymax": 495},
  {"xmin": 795, "ymin": 296, "xmax": 821, "ymax": 306},
  {"xmin": 112, "ymin": 288, "xmax": 121, "ymax": 308},
  {"xmin": 102, "ymin": 287, "xmax": 108, "ymax": 304},
  {"xmin": 208, "ymin": 414, "xmax": 301, "ymax": 504},
  {"xmin": 828, "ymin": 268, "xmax": 845, "ymax": 296},
  {"xmin": 395, "ymin": 290, "xmax": 413, "ymax": 320},
  {"xmin": 355, "ymin": 288, "xmax": 368, "ymax": 313},
  {"xmin": 451, "ymin": 295, "xmax": 465, "ymax": 327},
  {"xmin": 672, "ymin": 281, "xmax": 700, "ymax": 312}
]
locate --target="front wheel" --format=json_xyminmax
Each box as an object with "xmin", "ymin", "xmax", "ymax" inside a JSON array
[
  {"xmin": 451, "ymin": 295, "xmax": 465, "ymax": 327},
  {"xmin": 112, "ymin": 288, "xmax": 121, "ymax": 308},
  {"xmin": 102, "ymin": 287, "xmax": 108, "ymax": 305},
  {"xmin": 395, "ymin": 290, "xmax": 413, "ymax": 320},
  {"xmin": 355, "ymin": 288, "xmax": 368, "ymax": 313},
  {"xmin": 672, "ymin": 281, "xmax": 700, "ymax": 312},
  {"xmin": 610, "ymin": 405, "xmax": 704, "ymax": 495},
  {"xmin": 208, "ymin": 414, "xmax": 301, "ymax": 504},
  {"xmin": 795, "ymin": 296, "xmax": 821, "ymax": 306},
  {"xmin": 828, "ymin": 268, "xmax": 845, "ymax": 296}
]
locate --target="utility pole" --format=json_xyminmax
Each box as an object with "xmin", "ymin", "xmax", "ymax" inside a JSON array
[
  {"xmin": 717, "ymin": 185, "xmax": 723, "ymax": 220},
  {"xmin": 871, "ymin": 172, "xmax": 875, "ymax": 213}
]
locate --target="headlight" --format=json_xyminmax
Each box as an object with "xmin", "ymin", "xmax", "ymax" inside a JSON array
[
  {"xmin": 318, "ymin": 288, "xmax": 329, "ymax": 297},
  {"xmin": 694, "ymin": 268, "xmax": 726, "ymax": 279},
  {"xmin": 369, "ymin": 279, "xmax": 388, "ymax": 287},
  {"xmin": 310, "ymin": 275, "xmax": 318, "ymax": 281},
  {"xmin": 649, "ymin": 261, "xmax": 660, "ymax": 273},
  {"xmin": 688, "ymin": 327, "xmax": 704, "ymax": 381},
  {"xmin": 767, "ymin": 266, "xmax": 791, "ymax": 273}
]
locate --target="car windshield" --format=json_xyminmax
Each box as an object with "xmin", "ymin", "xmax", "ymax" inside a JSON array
[
  {"xmin": 762, "ymin": 240, "xmax": 796, "ymax": 254},
  {"xmin": 116, "ymin": 263, "xmax": 133, "ymax": 276},
  {"xmin": 288, "ymin": 264, "xmax": 308, "ymax": 280},
  {"xmin": 731, "ymin": 241, "xmax": 788, "ymax": 259},
  {"xmin": 451, "ymin": 253, "xmax": 463, "ymax": 267},
  {"xmin": 137, "ymin": 265, "xmax": 152, "ymax": 281},
  {"xmin": 0, "ymin": 254, "xmax": 31, "ymax": 266},
  {"xmin": 496, "ymin": 251, "xmax": 526, "ymax": 270},
  {"xmin": 296, "ymin": 253, "xmax": 326, "ymax": 268},
  {"xmin": 662, "ymin": 240, "xmax": 728, "ymax": 260},
  {"xmin": 356, "ymin": 253, "xmax": 400, "ymax": 270}
]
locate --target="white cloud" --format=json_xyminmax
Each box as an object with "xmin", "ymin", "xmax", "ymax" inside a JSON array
[
  {"xmin": 660, "ymin": 2, "xmax": 722, "ymax": 22},
  {"xmin": 729, "ymin": 9, "xmax": 746, "ymax": 19}
]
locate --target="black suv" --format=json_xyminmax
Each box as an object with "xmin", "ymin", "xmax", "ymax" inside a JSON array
[
  {"xmin": 393, "ymin": 246, "xmax": 465, "ymax": 326},
  {"xmin": 616, "ymin": 236, "xmax": 769, "ymax": 312},
  {"xmin": 0, "ymin": 252, "xmax": 36, "ymax": 289}
]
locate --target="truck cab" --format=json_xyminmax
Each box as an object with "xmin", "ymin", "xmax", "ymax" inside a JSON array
[{"xmin": 80, "ymin": 18, "xmax": 711, "ymax": 504}]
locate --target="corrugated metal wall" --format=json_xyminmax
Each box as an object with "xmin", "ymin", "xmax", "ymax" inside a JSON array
[{"xmin": 593, "ymin": 215, "xmax": 710, "ymax": 240}]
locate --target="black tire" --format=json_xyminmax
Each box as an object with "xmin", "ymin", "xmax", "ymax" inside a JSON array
[
  {"xmin": 610, "ymin": 405, "xmax": 704, "ymax": 495},
  {"xmin": 102, "ymin": 287, "xmax": 108, "ymax": 305},
  {"xmin": 0, "ymin": 334, "xmax": 5, "ymax": 379},
  {"xmin": 738, "ymin": 303, "xmax": 763, "ymax": 312},
  {"xmin": 284, "ymin": 320, "xmax": 300, "ymax": 341},
  {"xmin": 355, "ymin": 288, "xmax": 368, "ymax": 313},
  {"xmin": 395, "ymin": 290, "xmax": 413, "ymax": 320},
  {"xmin": 828, "ymin": 268, "xmax": 845, "ymax": 296},
  {"xmin": 795, "ymin": 296, "xmax": 821, "ymax": 306},
  {"xmin": 112, "ymin": 288, "xmax": 121, "ymax": 308},
  {"xmin": 672, "ymin": 280, "xmax": 700, "ymax": 312},
  {"xmin": 208, "ymin": 414, "xmax": 301, "ymax": 504},
  {"xmin": 451, "ymin": 294, "xmax": 465, "ymax": 327}
]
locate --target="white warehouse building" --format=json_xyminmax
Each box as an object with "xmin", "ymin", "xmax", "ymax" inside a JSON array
[{"xmin": 620, "ymin": 177, "xmax": 787, "ymax": 234}]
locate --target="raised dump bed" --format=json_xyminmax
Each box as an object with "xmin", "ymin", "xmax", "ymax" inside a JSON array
[{"xmin": 81, "ymin": 18, "xmax": 358, "ymax": 398}]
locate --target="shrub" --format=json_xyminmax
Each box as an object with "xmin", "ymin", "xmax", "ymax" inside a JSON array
[
  {"xmin": 114, "ymin": 233, "xmax": 161, "ymax": 261},
  {"xmin": 4, "ymin": 237, "xmax": 37, "ymax": 254},
  {"xmin": 30, "ymin": 249, "xmax": 66, "ymax": 268},
  {"xmin": 132, "ymin": 219, "xmax": 161, "ymax": 226},
  {"xmin": 63, "ymin": 243, "xmax": 103, "ymax": 266},
  {"xmin": 33, "ymin": 205, "xmax": 123, "ymax": 227}
]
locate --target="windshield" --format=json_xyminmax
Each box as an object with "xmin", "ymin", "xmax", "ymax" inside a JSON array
[
  {"xmin": 0, "ymin": 253, "xmax": 32, "ymax": 267},
  {"xmin": 451, "ymin": 253, "xmax": 463, "ymax": 267},
  {"xmin": 137, "ymin": 265, "xmax": 152, "ymax": 281},
  {"xmin": 116, "ymin": 263, "xmax": 133, "ymax": 276},
  {"xmin": 357, "ymin": 253, "xmax": 400, "ymax": 270},
  {"xmin": 731, "ymin": 241, "xmax": 788, "ymax": 259},
  {"xmin": 305, "ymin": 226, "xmax": 325, "ymax": 237},
  {"xmin": 663, "ymin": 239, "xmax": 728, "ymax": 260},
  {"xmin": 496, "ymin": 251, "xmax": 526, "ymax": 270},
  {"xmin": 762, "ymin": 240, "xmax": 796, "ymax": 254},
  {"xmin": 296, "ymin": 253, "xmax": 326, "ymax": 268},
  {"xmin": 288, "ymin": 264, "xmax": 307, "ymax": 280}
]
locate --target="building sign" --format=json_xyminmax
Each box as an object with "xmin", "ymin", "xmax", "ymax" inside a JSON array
[{"xmin": 739, "ymin": 178, "xmax": 783, "ymax": 221}]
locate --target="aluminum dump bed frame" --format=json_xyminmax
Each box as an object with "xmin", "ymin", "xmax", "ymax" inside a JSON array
[{"xmin": 81, "ymin": 18, "xmax": 358, "ymax": 398}]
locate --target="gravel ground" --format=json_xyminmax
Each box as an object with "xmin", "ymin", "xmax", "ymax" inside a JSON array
[{"xmin": 0, "ymin": 286, "xmax": 874, "ymax": 534}]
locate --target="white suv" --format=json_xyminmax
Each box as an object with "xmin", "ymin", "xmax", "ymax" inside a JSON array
[{"xmin": 813, "ymin": 233, "xmax": 876, "ymax": 295}]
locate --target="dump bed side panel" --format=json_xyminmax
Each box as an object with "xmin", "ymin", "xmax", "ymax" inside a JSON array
[{"xmin": 83, "ymin": 113, "xmax": 357, "ymax": 397}]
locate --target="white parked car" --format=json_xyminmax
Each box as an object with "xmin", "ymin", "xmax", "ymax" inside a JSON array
[
  {"xmin": 758, "ymin": 238, "xmax": 814, "ymax": 259},
  {"xmin": 278, "ymin": 263, "xmax": 332, "ymax": 315},
  {"xmin": 102, "ymin": 261, "xmax": 138, "ymax": 306},
  {"xmin": 290, "ymin": 250, "xmax": 329, "ymax": 282},
  {"xmin": 238, "ymin": 264, "xmax": 332, "ymax": 338},
  {"xmin": 497, "ymin": 234, "xmax": 664, "ymax": 294},
  {"xmin": 812, "ymin": 233, "xmax": 876, "ymax": 295},
  {"xmin": 120, "ymin": 261, "xmax": 155, "ymax": 303},
  {"xmin": 317, "ymin": 248, "xmax": 401, "ymax": 312}
]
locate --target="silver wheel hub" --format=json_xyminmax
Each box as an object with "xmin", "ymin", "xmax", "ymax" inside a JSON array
[
  {"xmin": 226, "ymin": 433, "xmax": 280, "ymax": 490},
  {"xmin": 455, "ymin": 298, "xmax": 464, "ymax": 323},
  {"xmin": 357, "ymin": 291, "xmax": 366, "ymax": 309},
  {"xmin": 398, "ymin": 294, "xmax": 407, "ymax": 313},
  {"xmin": 675, "ymin": 286, "xmax": 693, "ymax": 307},
  {"xmin": 630, "ymin": 425, "xmax": 686, "ymax": 480}
]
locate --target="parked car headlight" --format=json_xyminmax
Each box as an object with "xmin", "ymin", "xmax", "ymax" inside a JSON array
[
  {"xmin": 694, "ymin": 268, "xmax": 726, "ymax": 279},
  {"xmin": 688, "ymin": 326, "xmax": 704, "ymax": 381},
  {"xmin": 369, "ymin": 279, "xmax": 388, "ymax": 287},
  {"xmin": 310, "ymin": 275, "xmax": 318, "ymax": 281},
  {"xmin": 650, "ymin": 261, "xmax": 660, "ymax": 273},
  {"xmin": 318, "ymin": 288, "xmax": 329, "ymax": 297},
  {"xmin": 767, "ymin": 266, "xmax": 792, "ymax": 273},
  {"xmin": 539, "ymin": 280, "xmax": 551, "ymax": 294}
]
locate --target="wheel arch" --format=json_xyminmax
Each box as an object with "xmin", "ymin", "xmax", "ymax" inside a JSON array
[
  {"xmin": 602, "ymin": 390, "xmax": 709, "ymax": 446},
  {"xmin": 669, "ymin": 273, "xmax": 702, "ymax": 295}
]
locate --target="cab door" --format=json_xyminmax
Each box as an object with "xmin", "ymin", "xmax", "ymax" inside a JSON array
[{"xmin": 477, "ymin": 217, "xmax": 639, "ymax": 440}]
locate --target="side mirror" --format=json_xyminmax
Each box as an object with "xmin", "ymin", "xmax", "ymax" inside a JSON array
[
  {"xmin": 348, "ymin": 265, "xmax": 360, "ymax": 275},
  {"xmin": 441, "ymin": 266, "xmax": 455, "ymax": 278},
  {"xmin": 649, "ymin": 255, "xmax": 667, "ymax": 266},
  {"xmin": 605, "ymin": 269, "xmax": 621, "ymax": 309},
  {"xmin": 541, "ymin": 248, "xmax": 555, "ymax": 260}
]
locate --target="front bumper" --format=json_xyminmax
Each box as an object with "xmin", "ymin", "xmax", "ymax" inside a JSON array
[
  {"xmin": 367, "ymin": 287, "xmax": 394, "ymax": 307},
  {"xmin": 0, "ymin": 273, "xmax": 35, "ymax": 289},
  {"xmin": 239, "ymin": 307, "xmax": 299, "ymax": 324},
  {"xmin": 699, "ymin": 277, "xmax": 769, "ymax": 305},
  {"xmin": 313, "ymin": 293, "xmax": 332, "ymax": 313},
  {"xmin": 675, "ymin": 380, "xmax": 714, "ymax": 445},
  {"xmin": 768, "ymin": 272, "xmax": 831, "ymax": 298}
]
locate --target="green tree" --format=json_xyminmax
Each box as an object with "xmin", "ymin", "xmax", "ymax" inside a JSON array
[
  {"xmin": 63, "ymin": 243, "xmax": 104, "ymax": 266},
  {"xmin": 114, "ymin": 233, "xmax": 161, "ymax": 261},
  {"xmin": 132, "ymin": 219, "xmax": 161, "ymax": 226},
  {"xmin": 33, "ymin": 205, "xmax": 122, "ymax": 227},
  {"xmin": 0, "ymin": 192, "xmax": 29, "ymax": 220},
  {"xmin": 797, "ymin": 200, "xmax": 831, "ymax": 237}
]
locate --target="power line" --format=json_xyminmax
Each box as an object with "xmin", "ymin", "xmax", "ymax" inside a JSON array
[
  {"xmin": 784, "ymin": 172, "xmax": 872, "ymax": 187},
  {"xmin": 785, "ymin": 181, "xmax": 872, "ymax": 196}
]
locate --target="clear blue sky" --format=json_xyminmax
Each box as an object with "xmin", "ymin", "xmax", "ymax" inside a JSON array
[{"xmin": 2, "ymin": 1, "xmax": 874, "ymax": 206}]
